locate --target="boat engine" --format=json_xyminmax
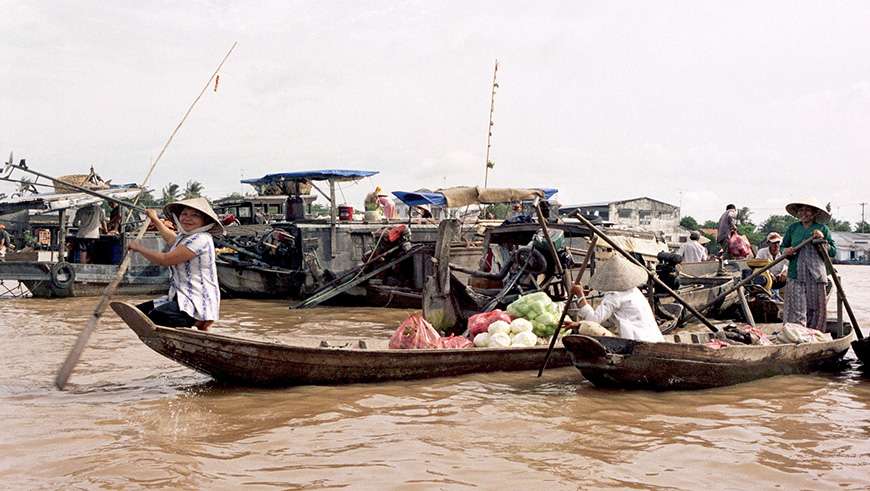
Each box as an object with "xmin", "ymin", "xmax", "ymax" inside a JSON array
[{"xmin": 654, "ymin": 251, "xmax": 682, "ymax": 293}]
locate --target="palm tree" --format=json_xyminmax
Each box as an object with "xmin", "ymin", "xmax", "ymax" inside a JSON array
[
  {"xmin": 183, "ymin": 180, "xmax": 204, "ymax": 199},
  {"xmin": 161, "ymin": 182, "xmax": 180, "ymax": 205}
]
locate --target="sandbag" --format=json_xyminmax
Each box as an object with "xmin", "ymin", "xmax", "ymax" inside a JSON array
[
  {"xmin": 576, "ymin": 321, "xmax": 613, "ymax": 337},
  {"xmin": 467, "ymin": 310, "xmax": 512, "ymax": 337},
  {"xmin": 728, "ymin": 234, "xmax": 752, "ymax": 259}
]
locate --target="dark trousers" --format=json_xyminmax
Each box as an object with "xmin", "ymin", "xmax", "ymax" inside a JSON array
[{"xmin": 136, "ymin": 299, "xmax": 196, "ymax": 328}]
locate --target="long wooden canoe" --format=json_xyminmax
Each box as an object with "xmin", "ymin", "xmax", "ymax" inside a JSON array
[
  {"xmin": 110, "ymin": 301, "xmax": 573, "ymax": 386},
  {"xmin": 563, "ymin": 322, "xmax": 854, "ymax": 391}
]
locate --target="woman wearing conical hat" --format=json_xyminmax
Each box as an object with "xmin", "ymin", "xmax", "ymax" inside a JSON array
[
  {"xmin": 780, "ymin": 199, "xmax": 837, "ymax": 331},
  {"xmin": 567, "ymin": 254, "xmax": 664, "ymax": 342},
  {"xmin": 127, "ymin": 197, "xmax": 225, "ymax": 331}
]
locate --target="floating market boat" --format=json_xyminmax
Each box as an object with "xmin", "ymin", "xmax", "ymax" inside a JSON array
[
  {"xmin": 562, "ymin": 321, "xmax": 855, "ymax": 391},
  {"xmin": 110, "ymin": 301, "xmax": 573, "ymax": 386}
]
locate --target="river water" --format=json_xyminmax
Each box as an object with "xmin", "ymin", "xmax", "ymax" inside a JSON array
[{"xmin": 1, "ymin": 267, "xmax": 869, "ymax": 490}]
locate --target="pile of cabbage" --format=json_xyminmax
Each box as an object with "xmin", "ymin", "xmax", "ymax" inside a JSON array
[
  {"xmin": 472, "ymin": 318, "xmax": 539, "ymax": 348},
  {"xmin": 505, "ymin": 292, "xmax": 566, "ymax": 338}
]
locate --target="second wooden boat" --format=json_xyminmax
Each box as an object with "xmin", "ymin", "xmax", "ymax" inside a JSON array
[{"xmin": 562, "ymin": 322, "xmax": 854, "ymax": 391}]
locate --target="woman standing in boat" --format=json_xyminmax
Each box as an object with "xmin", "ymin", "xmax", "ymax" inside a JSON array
[
  {"xmin": 127, "ymin": 198, "xmax": 224, "ymax": 331},
  {"xmin": 781, "ymin": 199, "xmax": 836, "ymax": 331},
  {"xmin": 568, "ymin": 255, "xmax": 664, "ymax": 342}
]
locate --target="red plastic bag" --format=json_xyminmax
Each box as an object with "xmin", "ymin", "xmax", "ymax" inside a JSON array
[
  {"xmin": 440, "ymin": 335, "xmax": 473, "ymax": 349},
  {"xmin": 389, "ymin": 313, "xmax": 443, "ymax": 349},
  {"xmin": 467, "ymin": 310, "xmax": 512, "ymax": 337},
  {"xmin": 728, "ymin": 234, "xmax": 751, "ymax": 259}
]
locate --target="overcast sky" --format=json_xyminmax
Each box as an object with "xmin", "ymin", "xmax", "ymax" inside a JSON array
[{"xmin": 2, "ymin": 1, "xmax": 869, "ymax": 225}]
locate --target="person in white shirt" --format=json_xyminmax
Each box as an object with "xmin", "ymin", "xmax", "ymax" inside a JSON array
[
  {"xmin": 755, "ymin": 232, "xmax": 788, "ymax": 289},
  {"xmin": 128, "ymin": 198, "xmax": 224, "ymax": 331},
  {"xmin": 567, "ymin": 254, "xmax": 664, "ymax": 342},
  {"xmin": 679, "ymin": 231, "xmax": 709, "ymax": 262}
]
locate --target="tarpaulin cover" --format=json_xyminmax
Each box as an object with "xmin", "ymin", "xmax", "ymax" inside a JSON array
[
  {"xmin": 392, "ymin": 187, "xmax": 557, "ymax": 208},
  {"xmin": 241, "ymin": 169, "xmax": 378, "ymax": 186}
]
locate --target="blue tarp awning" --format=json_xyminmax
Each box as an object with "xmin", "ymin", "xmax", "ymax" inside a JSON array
[{"xmin": 241, "ymin": 169, "xmax": 378, "ymax": 186}]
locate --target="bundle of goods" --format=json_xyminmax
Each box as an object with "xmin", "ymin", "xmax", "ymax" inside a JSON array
[
  {"xmin": 389, "ymin": 314, "xmax": 473, "ymax": 349},
  {"xmin": 776, "ymin": 324, "xmax": 833, "ymax": 344},
  {"xmin": 471, "ymin": 318, "xmax": 539, "ymax": 348},
  {"xmin": 505, "ymin": 292, "xmax": 567, "ymax": 338}
]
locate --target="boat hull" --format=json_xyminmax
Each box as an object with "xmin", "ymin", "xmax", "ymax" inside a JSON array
[
  {"xmin": 111, "ymin": 301, "xmax": 572, "ymax": 386},
  {"xmin": 0, "ymin": 261, "xmax": 168, "ymax": 298},
  {"xmin": 563, "ymin": 324, "xmax": 853, "ymax": 391}
]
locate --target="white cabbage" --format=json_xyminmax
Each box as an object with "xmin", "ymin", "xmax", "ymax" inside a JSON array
[
  {"xmin": 488, "ymin": 332, "xmax": 512, "ymax": 348},
  {"xmin": 473, "ymin": 332, "xmax": 491, "ymax": 347},
  {"xmin": 487, "ymin": 320, "xmax": 511, "ymax": 335},
  {"xmin": 510, "ymin": 331, "xmax": 538, "ymax": 347},
  {"xmin": 509, "ymin": 318, "xmax": 534, "ymax": 334}
]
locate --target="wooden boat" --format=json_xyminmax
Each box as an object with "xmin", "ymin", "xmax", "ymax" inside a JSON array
[
  {"xmin": 853, "ymin": 338, "xmax": 870, "ymax": 365},
  {"xmin": 562, "ymin": 321, "xmax": 854, "ymax": 391},
  {"xmin": 110, "ymin": 301, "xmax": 573, "ymax": 386}
]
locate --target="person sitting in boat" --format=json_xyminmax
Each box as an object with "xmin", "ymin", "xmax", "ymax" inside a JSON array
[
  {"xmin": 781, "ymin": 199, "xmax": 836, "ymax": 332},
  {"xmin": 127, "ymin": 197, "xmax": 225, "ymax": 331},
  {"xmin": 0, "ymin": 223, "xmax": 14, "ymax": 261},
  {"xmin": 756, "ymin": 232, "xmax": 788, "ymax": 290},
  {"xmin": 567, "ymin": 254, "xmax": 664, "ymax": 342},
  {"xmin": 106, "ymin": 201, "xmax": 123, "ymax": 235},
  {"xmin": 678, "ymin": 231, "xmax": 709, "ymax": 262}
]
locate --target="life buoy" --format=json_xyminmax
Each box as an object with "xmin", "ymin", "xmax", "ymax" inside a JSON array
[{"xmin": 50, "ymin": 262, "xmax": 76, "ymax": 290}]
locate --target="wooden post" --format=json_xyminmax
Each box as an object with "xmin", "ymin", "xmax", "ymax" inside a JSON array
[
  {"xmin": 57, "ymin": 209, "xmax": 66, "ymax": 263},
  {"xmin": 329, "ymin": 179, "xmax": 337, "ymax": 258},
  {"xmin": 737, "ymin": 286, "xmax": 756, "ymax": 328}
]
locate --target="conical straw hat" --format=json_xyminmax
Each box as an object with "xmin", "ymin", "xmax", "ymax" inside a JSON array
[
  {"xmin": 785, "ymin": 198, "xmax": 830, "ymax": 223},
  {"xmin": 163, "ymin": 197, "xmax": 225, "ymax": 234},
  {"xmin": 588, "ymin": 254, "xmax": 649, "ymax": 292}
]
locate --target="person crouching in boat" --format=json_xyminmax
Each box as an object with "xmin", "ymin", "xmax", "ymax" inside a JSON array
[
  {"xmin": 127, "ymin": 198, "xmax": 224, "ymax": 331},
  {"xmin": 567, "ymin": 255, "xmax": 664, "ymax": 342},
  {"xmin": 781, "ymin": 199, "xmax": 837, "ymax": 332}
]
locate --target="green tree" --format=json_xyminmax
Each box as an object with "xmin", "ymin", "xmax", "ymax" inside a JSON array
[
  {"xmin": 137, "ymin": 189, "xmax": 159, "ymax": 207},
  {"xmin": 855, "ymin": 221, "xmax": 870, "ymax": 233},
  {"xmin": 828, "ymin": 218, "xmax": 852, "ymax": 232},
  {"xmin": 701, "ymin": 220, "xmax": 718, "ymax": 229},
  {"xmin": 679, "ymin": 216, "xmax": 699, "ymax": 230},
  {"xmin": 736, "ymin": 206, "xmax": 753, "ymax": 227},
  {"xmin": 161, "ymin": 182, "xmax": 180, "ymax": 205},
  {"xmin": 183, "ymin": 180, "xmax": 204, "ymax": 199},
  {"xmin": 760, "ymin": 214, "xmax": 796, "ymax": 235}
]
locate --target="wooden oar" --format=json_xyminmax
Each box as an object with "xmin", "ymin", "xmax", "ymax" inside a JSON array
[
  {"xmin": 538, "ymin": 235, "xmax": 597, "ymax": 377},
  {"xmin": 814, "ymin": 243, "xmax": 864, "ymax": 341},
  {"xmin": 55, "ymin": 42, "xmax": 237, "ymax": 390},
  {"xmin": 698, "ymin": 236, "xmax": 815, "ymax": 314},
  {"xmin": 572, "ymin": 212, "xmax": 720, "ymax": 333}
]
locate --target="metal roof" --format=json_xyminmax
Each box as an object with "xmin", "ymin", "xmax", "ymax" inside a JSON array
[{"xmin": 240, "ymin": 169, "xmax": 378, "ymax": 186}]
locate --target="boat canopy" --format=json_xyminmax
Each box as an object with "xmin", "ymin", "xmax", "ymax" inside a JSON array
[
  {"xmin": 393, "ymin": 186, "xmax": 558, "ymax": 208},
  {"xmin": 0, "ymin": 187, "xmax": 144, "ymax": 215},
  {"xmin": 241, "ymin": 169, "xmax": 378, "ymax": 186}
]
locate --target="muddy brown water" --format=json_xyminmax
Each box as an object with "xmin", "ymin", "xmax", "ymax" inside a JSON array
[{"xmin": 1, "ymin": 268, "xmax": 869, "ymax": 489}]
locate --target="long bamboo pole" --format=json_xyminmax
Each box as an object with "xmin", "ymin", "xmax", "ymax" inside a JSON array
[
  {"xmin": 55, "ymin": 42, "xmax": 237, "ymax": 390},
  {"xmin": 815, "ymin": 243, "xmax": 864, "ymax": 340}
]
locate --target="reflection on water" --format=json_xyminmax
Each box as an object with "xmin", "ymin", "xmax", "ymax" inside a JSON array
[{"xmin": 1, "ymin": 268, "xmax": 869, "ymax": 489}]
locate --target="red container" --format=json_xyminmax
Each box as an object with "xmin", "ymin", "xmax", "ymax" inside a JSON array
[{"xmin": 338, "ymin": 204, "xmax": 354, "ymax": 221}]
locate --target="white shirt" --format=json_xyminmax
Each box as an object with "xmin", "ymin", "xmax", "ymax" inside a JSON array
[
  {"xmin": 679, "ymin": 240, "xmax": 708, "ymax": 262},
  {"xmin": 156, "ymin": 232, "xmax": 221, "ymax": 321},
  {"xmin": 74, "ymin": 204, "xmax": 105, "ymax": 239},
  {"xmin": 756, "ymin": 246, "xmax": 787, "ymax": 276},
  {"xmin": 579, "ymin": 287, "xmax": 664, "ymax": 342}
]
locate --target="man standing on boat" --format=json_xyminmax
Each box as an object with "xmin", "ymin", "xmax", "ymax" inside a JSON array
[
  {"xmin": 72, "ymin": 203, "xmax": 106, "ymax": 264},
  {"xmin": 679, "ymin": 231, "xmax": 708, "ymax": 262},
  {"xmin": 567, "ymin": 255, "xmax": 664, "ymax": 342},
  {"xmin": 716, "ymin": 204, "xmax": 738, "ymax": 257},
  {"xmin": 0, "ymin": 223, "xmax": 14, "ymax": 261},
  {"xmin": 756, "ymin": 232, "xmax": 788, "ymax": 290}
]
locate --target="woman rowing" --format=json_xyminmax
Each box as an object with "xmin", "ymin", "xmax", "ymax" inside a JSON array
[
  {"xmin": 567, "ymin": 254, "xmax": 664, "ymax": 342},
  {"xmin": 127, "ymin": 198, "xmax": 224, "ymax": 331},
  {"xmin": 781, "ymin": 199, "xmax": 837, "ymax": 331}
]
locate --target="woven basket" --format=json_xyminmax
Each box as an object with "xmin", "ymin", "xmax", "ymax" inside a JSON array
[{"xmin": 54, "ymin": 174, "xmax": 110, "ymax": 194}]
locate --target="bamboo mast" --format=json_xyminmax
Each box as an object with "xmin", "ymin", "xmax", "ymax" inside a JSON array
[{"xmin": 483, "ymin": 60, "xmax": 498, "ymax": 188}]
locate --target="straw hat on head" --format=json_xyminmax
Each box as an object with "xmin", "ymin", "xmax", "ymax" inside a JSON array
[
  {"xmin": 163, "ymin": 197, "xmax": 225, "ymax": 234},
  {"xmin": 588, "ymin": 254, "xmax": 649, "ymax": 292},
  {"xmin": 786, "ymin": 199, "xmax": 830, "ymax": 223},
  {"xmin": 766, "ymin": 232, "xmax": 783, "ymax": 243}
]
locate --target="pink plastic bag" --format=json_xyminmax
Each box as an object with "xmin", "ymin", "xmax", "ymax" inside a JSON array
[
  {"xmin": 467, "ymin": 310, "xmax": 512, "ymax": 337},
  {"xmin": 440, "ymin": 335, "xmax": 473, "ymax": 349},
  {"xmin": 728, "ymin": 234, "xmax": 751, "ymax": 259},
  {"xmin": 389, "ymin": 313, "xmax": 443, "ymax": 349}
]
